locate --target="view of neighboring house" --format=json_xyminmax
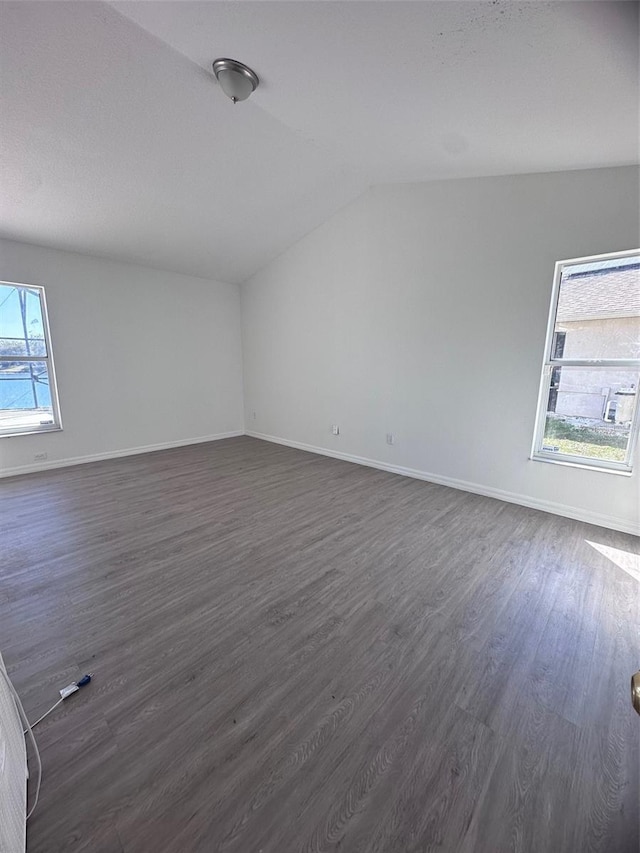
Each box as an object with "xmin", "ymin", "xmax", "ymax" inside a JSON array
[{"xmin": 550, "ymin": 262, "xmax": 639, "ymax": 426}]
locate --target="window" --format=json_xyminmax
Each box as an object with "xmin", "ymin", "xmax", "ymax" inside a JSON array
[
  {"xmin": 532, "ymin": 250, "xmax": 640, "ymax": 473},
  {"xmin": 0, "ymin": 282, "xmax": 62, "ymax": 437}
]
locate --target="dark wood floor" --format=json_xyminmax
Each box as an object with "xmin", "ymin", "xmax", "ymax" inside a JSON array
[{"xmin": 1, "ymin": 436, "xmax": 638, "ymax": 853}]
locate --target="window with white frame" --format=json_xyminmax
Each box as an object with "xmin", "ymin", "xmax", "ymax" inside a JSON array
[
  {"xmin": 532, "ymin": 250, "xmax": 640, "ymax": 473},
  {"xmin": 0, "ymin": 282, "xmax": 62, "ymax": 437}
]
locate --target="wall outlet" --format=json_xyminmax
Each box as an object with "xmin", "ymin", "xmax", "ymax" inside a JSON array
[
  {"xmin": 386, "ymin": 433, "xmax": 395, "ymax": 445},
  {"xmin": 34, "ymin": 452, "xmax": 48, "ymax": 461},
  {"xmin": 332, "ymin": 424, "xmax": 340, "ymax": 436},
  {"xmin": 252, "ymin": 410, "xmax": 257, "ymax": 420}
]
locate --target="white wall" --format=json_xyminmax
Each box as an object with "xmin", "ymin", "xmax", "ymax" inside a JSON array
[
  {"xmin": 0, "ymin": 239, "xmax": 244, "ymax": 475},
  {"xmin": 241, "ymin": 166, "xmax": 640, "ymax": 534}
]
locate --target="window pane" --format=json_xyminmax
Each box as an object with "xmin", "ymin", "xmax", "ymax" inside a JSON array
[
  {"xmin": 554, "ymin": 259, "xmax": 640, "ymax": 359},
  {"xmin": 0, "ymin": 284, "xmax": 48, "ymax": 357},
  {"xmin": 0, "ymin": 336, "xmax": 47, "ymax": 358},
  {"xmin": 541, "ymin": 366, "xmax": 638, "ymax": 463},
  {"xmin": 0, "ymin": 360, "xmax": 55, "ymax": 432}
]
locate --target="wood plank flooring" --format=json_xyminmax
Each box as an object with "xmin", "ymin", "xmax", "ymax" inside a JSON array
[{"xmin": 1, "ymin": 436, "xmax": 638, "ymax": 853}]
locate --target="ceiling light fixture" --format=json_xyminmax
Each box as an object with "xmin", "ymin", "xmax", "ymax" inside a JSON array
[{"xmin": 212, "ymin": 58, "xmax": 259, "ymax": 104}]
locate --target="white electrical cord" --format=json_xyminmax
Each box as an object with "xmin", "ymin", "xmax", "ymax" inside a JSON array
[
  {"xmin": 25, "ymin": 698, "xmax": 63, "ymax": 732},
  {"xmin": 0, "ymin": 665, "xmax": 42, "ymax": 821}
]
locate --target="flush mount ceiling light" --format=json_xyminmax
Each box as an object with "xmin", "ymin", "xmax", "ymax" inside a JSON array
[{"xmin": 212, "ymin": 58, "xmax": 259, "ymax": 103}]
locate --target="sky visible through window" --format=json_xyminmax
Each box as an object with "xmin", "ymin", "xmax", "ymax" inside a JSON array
[
  {"xmin": 0, "ymin": 284, "xmax": 55, "ymax": 430},
  {"xmin": 0, "ymin": 284, "xmax": 44, "ymax": 339}
]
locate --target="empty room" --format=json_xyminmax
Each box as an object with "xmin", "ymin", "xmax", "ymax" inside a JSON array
[{"xmin": 1, "ymin": 2, "xmax": 639, "ymax": 852}]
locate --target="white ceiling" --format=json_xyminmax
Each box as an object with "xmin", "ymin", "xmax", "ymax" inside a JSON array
[{"xmin": 1, "ymin": 1, "xmax": 638, "ymax": 284}]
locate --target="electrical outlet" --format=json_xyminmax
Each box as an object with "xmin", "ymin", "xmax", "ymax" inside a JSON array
[
  {"xmin": 252, "ymin": 410, "xmax": 257, "ymax": 420},
  {"xmin": 332, "ymin": 424, "xmax": 340, "ymax": 436},
  {"xmin": 34, "ymin": 452, "xmax": 48, "ymax": 461},
  {"xmin": 386, "ymin": 433, "xmax": 395, "ymax": 446}
]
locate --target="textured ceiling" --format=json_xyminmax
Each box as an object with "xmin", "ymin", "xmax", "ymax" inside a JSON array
[{"xmin": 1, "ymin": 1, "xmax": 638, "ymax": 284}]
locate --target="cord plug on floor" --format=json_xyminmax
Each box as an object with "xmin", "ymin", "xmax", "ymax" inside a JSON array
[
  {"xmin": 25, "ymin": 674, "xmax": 95, "ymax": 732},
  {"xmin": 59, "ymin": 673, "xmax": 92, "ymax": 699}
]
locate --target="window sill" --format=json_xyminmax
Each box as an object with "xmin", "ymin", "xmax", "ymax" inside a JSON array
[
  {"xmin": 0, "ymin": 425, "xmax": 62, "ymax": 439},
  {"xmin": 530, "ymin": 453, "xmax": 633, "ymax": 476}
]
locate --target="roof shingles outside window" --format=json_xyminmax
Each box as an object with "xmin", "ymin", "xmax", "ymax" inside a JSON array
[{"xmin": 556, "ymin": 265, "xmax": 640, "ymax": 322}]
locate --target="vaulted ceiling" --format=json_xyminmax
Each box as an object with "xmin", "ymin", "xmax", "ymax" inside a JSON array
[{"xmin": 1, "ymin": 1, "xmax": 638, "ymax": 284}]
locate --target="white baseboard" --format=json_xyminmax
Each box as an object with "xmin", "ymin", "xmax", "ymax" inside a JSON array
[
  {"xmin": 246, "ymin": 430, "xmax": 639, "ymax": 536},
  {"xmin": 4, "ymin": 427, "xmax": 636, "ymax": 535},
  {"xmin": 0, "ymin": 430, "xmax": 244, "ymax": 479}
]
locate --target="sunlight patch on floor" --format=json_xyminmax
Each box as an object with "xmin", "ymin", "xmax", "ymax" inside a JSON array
[{"xmin": 586, "ymin": 540, "xmax": 640, "ymax": 582}]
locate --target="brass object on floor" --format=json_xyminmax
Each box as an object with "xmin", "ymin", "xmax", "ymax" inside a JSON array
[{"xmin": 632, "ymin": 671, "xmax": 640, "ymax": 716}]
